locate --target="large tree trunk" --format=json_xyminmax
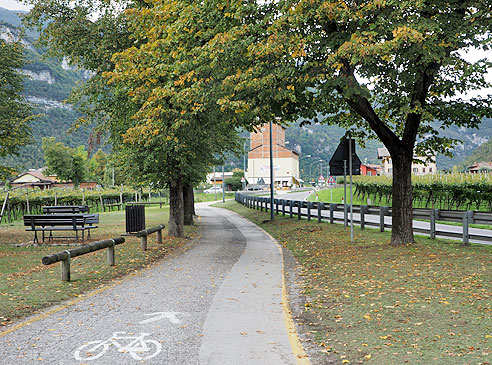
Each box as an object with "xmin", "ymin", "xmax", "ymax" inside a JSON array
[
  {"xmin": 183, "ymin": 182, "xmax": 194, "ymax": 226},
  {"xmin": 168, "ymin": 177, "xmax": 184, "ymax": 237},
  {"xmin": 390, "ymin": 148, "xmax": 415, "ymax": 246}
]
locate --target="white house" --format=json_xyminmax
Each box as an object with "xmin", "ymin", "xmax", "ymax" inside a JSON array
[{"xmin": 377, "ymin": 147, "xmax": 437, "ymax": 176}]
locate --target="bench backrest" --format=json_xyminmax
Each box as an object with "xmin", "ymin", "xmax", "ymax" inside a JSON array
[
  {"xmin": 42, "ymin": 206, "xmax": 89, "ymax": 214},
  {"xmin": 23, "ymin": 214, "xmax": 98, "ymax": 228}
]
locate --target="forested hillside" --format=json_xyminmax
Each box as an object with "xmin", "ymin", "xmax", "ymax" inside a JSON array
[
  {"xmin": 1, "ymin": 6, "xmax": 490, "ymax": 176},
  {"xmin": 0, "ymin": 7, "xmax": 92, "ymax": 172}
]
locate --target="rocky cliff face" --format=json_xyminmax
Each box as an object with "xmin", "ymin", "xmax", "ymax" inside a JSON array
[{"xmin": 0, "ymin": 7, "xmax": 92, "ymax": 172}]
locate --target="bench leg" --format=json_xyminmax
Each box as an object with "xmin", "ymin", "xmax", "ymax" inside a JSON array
[
  {"xmin": 33, "ymin": 230, "xmax": 38, "ymax": 244},
  {"xmin": 75, "ymin": 230, "xmax": 79, "ymax": 242}
]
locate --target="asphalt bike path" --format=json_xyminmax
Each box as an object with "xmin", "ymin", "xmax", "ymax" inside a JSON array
[{"xmin": 0, "ymin": 204, "xmax": 304, "ymax": 364}]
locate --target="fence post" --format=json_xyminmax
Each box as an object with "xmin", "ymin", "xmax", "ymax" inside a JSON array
[
  {"xmin": 344, "ymin": 202, "xmax": 348, "ymax": 228},
  {"xmin": 360, "ymin": 205, "xmax": 368, "ymax": 230},
  {"xmin": 380, "ymin": 206, "xmax": 389, "ymax": 232},
  {"xmin": 290, "ymin": 200, "xmax": 293, "ymax": 218},
  {"xmin": 282, "ymin": 200, "xmax": 286, "ymax": 216},
  {"xmin": 430, "ymin": 208, "xmax": 439, "ymax": 239},
  {"xmin": 157, "ymin": 228, "xmax": 163, "ymax": 244},
  {"xmin": 61, "ymin": 252, "xmax": 70, "ymax": 282},
  {"xmin": 265, "ymin": 198, "xmax": 269, "ymax": 212},
  {"xmin": 463, "ymin": 210, "xmax": 472, "ymax": 245},
  {"xmin": 297, "ymin": 201, "xmax": 302, "ymax": 220},
  {"xmin": 141, "ymin": 234, "xmax": 148, "ymax": 251},
  {"xmin": 107, "ymin": 240, "xmax": 115, "ymax": 266},
  {"xmin": 330, "ymin": 203, "xmax": 335, "ymax": 224},
  {"xmin": 307, "ymin": 202, "xmax": 311, "ymax": 222},
  {"xmin": 260, "ymin": 198, "xmax": 264, "ymax": 212},
  {"xmin": 318, "ymin": 203, "xmax": 323, "ymax": 223},
  {"xmin": 276, "ymin": 199, "xmax": 279, "ymax": 215}
]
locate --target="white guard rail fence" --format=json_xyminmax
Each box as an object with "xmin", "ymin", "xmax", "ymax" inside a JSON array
[{"xmin": 234, "ymin": 193, "xmax": 492, "ymax": 245}]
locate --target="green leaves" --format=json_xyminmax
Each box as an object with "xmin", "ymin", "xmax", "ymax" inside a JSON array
[
  {"xmin": 41, "ymin": 137, "xmax": 87, "ymax": 187},
  {"xmin": 0, "ymin": 39, "xmax": 35, "ymax": 179}
]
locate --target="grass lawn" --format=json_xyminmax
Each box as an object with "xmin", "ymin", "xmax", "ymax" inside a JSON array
[
  {"xmin": 216, "ymin": 200, "xmax": 492, "ymax": 364},
  {"xmin": 307, "ymin": 187, "xmax": 373, "ymax": 205},
  {"xmin": 194, "ymin": 192, "xmax": 235, "ymax": 202},
  {"xmin": 0, "ymin": 206, "xmax": 196, "ymax": 327}
]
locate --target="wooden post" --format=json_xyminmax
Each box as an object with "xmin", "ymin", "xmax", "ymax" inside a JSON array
[
  {"xmin": 380, "ymin": 206, "xmax": 389, "ymax": 232},
  {"xmin": 360, "ymin": 205, "xmax": 368, "ymax": 230},
  {"xmin": 282, "ymin": 200, "xmax": 286, "ymax": 216},
  {"xmin": 260, "ymin": 198, "xmax": 263, "ymax": 212},
  {"xmin": 141, "ymin": 234, "xmax": 148, "ymax": 251},
  {"xmin": 61, "ymin": 251, "xmax": 70, "ymax": 282},
  {"xmin": 330, "ymin": 203, "xmax": 335, "ymax": 224},
  {"xmin": 463, "ymin": 210, "xmax": 472, "ymax": 245},
  {"xmin": 318, "ymin": 203, "xmax": 322, "ymax": 223},
  {"xmin": 307, "ymin": 202, "xmax": 311, "ymax": 221},
  {"xmin": 276, "ymin": 199, "xmax": 279, "ymax": 215},
  {"xmin": 107, "ymin": 240, "xmax": 115, "ymax": 266},
  {"xmin": 25, "ymin": 187, "xmax": 30, "ymax": 215},
  {"xmin": 99, "ymin": 191, "xmax": 104, "ymax": 212},
  {"xmin": 430, "ymin": 208, "xmax": 438, "ymax": 239},
  {"xmin": 289, "ymin": 200, "xmax": 293, "ymax": 218},
  {"xmin": 157, "ymin": 229, "xmax": 163, "ymax": 244},
  {"xmin": 297, "ymin": 201, "xmax": 302, "ymax": 220}
]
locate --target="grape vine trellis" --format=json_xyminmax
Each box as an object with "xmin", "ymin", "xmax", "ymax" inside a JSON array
[
  {"xmin": 0, "ymin": 187, "xmax": 163, "ymax": 224},
  {"xmin": 353, "ymin": 173, "xmax": 492, "ymax": 211}
]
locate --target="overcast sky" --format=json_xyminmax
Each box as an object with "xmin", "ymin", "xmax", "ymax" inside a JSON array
[{"xmin": 1, "ymin": 0, "xmax": 32, "ymax": 11}]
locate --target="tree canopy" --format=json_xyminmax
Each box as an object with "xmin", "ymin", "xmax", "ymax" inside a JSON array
[
  {"xmin": 213, "ymin": 0, "xmax": 492, "ymax": 245},
  {"xmin": 0, "ymin": 38, "xmax": 34, "ymax": 179},
  {"xmin": 42, "ymin": 137, "xmax": 87, "ymax": 187}
]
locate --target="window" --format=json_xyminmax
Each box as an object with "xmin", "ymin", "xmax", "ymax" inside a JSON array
[
  {"xmin": 413, "ymin": 167, "xmax": 418, "ymax": 173},
  {"xmin": 429, "ymin": 168, "xmax": 433, "ymax": 172},
  {"xmin": 423, "ymin": 168, "xmax": 426, "ymax": 173}
]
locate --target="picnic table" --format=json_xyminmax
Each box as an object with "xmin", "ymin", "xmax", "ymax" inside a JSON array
[{"xmin": 24, "ymin": 213, "xmax": 99, "ymax": 243}]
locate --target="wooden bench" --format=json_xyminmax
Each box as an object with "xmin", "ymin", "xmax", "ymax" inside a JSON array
[
  {"xmin": 24, "ymin": 214, "xmax": 99, "ymax": 243},
  {"xmin": 42, "ymin": 205, "xmax": 89, "ymax": 214}
]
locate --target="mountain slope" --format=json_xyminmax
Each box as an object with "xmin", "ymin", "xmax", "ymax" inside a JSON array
[
  {"xmin": 0, "ymin": 7, "xmax": 92, "ymax": 173},
  {"xmin": 1, "ymin": 7, "xmax": 490, "ymax": 176}
]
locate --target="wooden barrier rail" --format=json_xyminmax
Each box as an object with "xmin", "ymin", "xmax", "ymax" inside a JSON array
[
  {"xmin": 235, "ymin": 193, "xmax": 492, "ymax": 245},
  {"xmin": 42, "ymin": 237, "xmax": 125, "ymax": 281},
  {"xmin": 135, "ymin": 224, "xmax": 166, "ymax": 251}
]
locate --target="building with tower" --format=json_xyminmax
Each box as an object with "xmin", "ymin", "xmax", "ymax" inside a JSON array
[{"xmin": 245, "ymin": 123, "xmax": 301, "ymax": 188}]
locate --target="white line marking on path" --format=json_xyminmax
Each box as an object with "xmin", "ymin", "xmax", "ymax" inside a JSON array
[{"xmin": 139, "ymin": 311, "xmax": 189, "ymax": 325}]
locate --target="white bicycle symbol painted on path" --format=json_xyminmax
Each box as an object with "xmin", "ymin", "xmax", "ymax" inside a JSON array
[{"xmin": 74, "ymin": 332, "xmax": 162, "ymax": 361}]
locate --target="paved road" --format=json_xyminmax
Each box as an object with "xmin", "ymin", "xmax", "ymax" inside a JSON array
[{"xmin": 0, "ymin": 205, "xmax": 303, "ymax": 364}]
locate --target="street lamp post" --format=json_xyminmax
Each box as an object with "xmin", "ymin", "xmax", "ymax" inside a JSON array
[
  {"xmin": 309, "ymin": 159, "xmax": 323, "ymax": 185},
  {"xmin": 243, "ymin": 138, "xmax": 250, "ymax": 191},
  {"xmin": 269, "ymin": 119, "xmax": 274, "ymax": 220}
]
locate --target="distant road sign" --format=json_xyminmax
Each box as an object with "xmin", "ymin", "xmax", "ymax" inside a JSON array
[
  {"xmin": 318, "ymin": 175, "xmax": 325, "ymax": 183},
  {"xmin": 328, "ymin": 176, "xmax": 336, "ymax": 185}
]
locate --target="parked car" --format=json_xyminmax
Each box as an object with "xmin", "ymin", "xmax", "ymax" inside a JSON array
[{"xmin": 203, "ymin": 187, "xmax": 223, "ymax": 194}]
